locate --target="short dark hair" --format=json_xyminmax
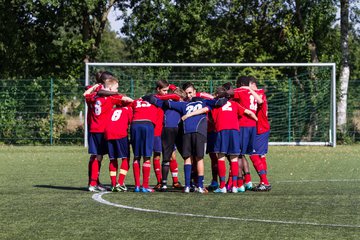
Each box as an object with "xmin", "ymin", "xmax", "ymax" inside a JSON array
[
  {"xmin": 248, "ymin": 76, "xmax": 257, "ymax": 84},
  {"xmin": 155, "ymin": 79, "xmax": 169, "ymax": 90},
  {"xmin": 182, "ymin": 81, "xmax": 196, "ymax": 91},
  {"xmin": 95, "ymin": 71, "xmax": 113, "ymax": 84},
  {"xmin": 236, "ymin": 76, "xmax": 249, "ymax": 87}
]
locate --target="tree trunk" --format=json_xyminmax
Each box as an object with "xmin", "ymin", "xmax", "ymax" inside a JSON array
[{"xmin": 337, "ymin": 0, "xmax": 350, "ymax": 134}]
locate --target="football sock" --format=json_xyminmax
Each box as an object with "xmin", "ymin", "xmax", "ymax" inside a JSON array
[
  {"xmin": 142, "ymin": 160, "xmax": 151, "ymax": 188},
  {"xmin": 226, "ymin": 168, "xmax": 233, "ymax": 189},
  {"xmin": 133, "ymin": 160, "xmax": 141, "ymax": 187},
  {"xmin": 249, "ymin": 155, "xmax": 261, "ymax": 172},
  {"xmin": 244, "ymin": 172, "xmax": 251, "ymax": 183},
  {"xmin": 230, "ymin": 160, "xmax": 239, "ymax": 187},
  {"xmin": 217, "ymin": 160, "xmax": 226, "ymax": 188},
  {"xmin": 198, "ymin": 175, "xmax": 204, "ymax": 188},
  {"xmin": 109, "ymin": 159, "xmax": 118, "ymax": 187},
  {"xmin": 97, "ymin": 160, "xmax": 102, "ymax": 185},
  {"xmin": 260, "ymin": 156, "xmax": 270, "ymax": 185},
  {"xmin": 118, "ymin": 158, "xmax": 129, "ymax": 185},
  {"xmin": 161, "ymin": 162, "xmax": 170, "ymax": 186},
  {"xmin": 90, "ymin": 158, "xmax": 99, "ymax": 186},
  {"xmin": 237, "ymin": 176, "xmax": 244, "ymax": 187},
  {"xmin": 184, "ymin": 164, "xmax": 192, "ymax": 187},
  {"xmin": 170, "ymin": 158, "xmax": 179, "ymax": 183},
  {"xmin": 88, "ymin": 155, "xmax": 96, "ymax": 185},
  {"xmin": 153, "ymin": 156, "xmax": 162, "ymax": 184}
]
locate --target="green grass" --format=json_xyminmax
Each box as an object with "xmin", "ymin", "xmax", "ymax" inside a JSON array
[{"xmin": 0, "ymin": 145, "xmax": 359, "ymax": 239}]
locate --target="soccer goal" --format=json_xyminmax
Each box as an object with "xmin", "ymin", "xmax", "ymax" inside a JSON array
[{"xmin": 85, "ymin": 63, "xmax": 336, "ymax": 147}]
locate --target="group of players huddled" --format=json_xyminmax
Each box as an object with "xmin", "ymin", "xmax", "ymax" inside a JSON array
[{"xmin": 84, "ymin": 71, "xmax": 271, "ymax": 194}]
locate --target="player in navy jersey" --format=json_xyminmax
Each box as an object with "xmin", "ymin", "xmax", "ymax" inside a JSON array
[{"xmin": 166, "ymin": 82, "xmax": 227, "ymax": 193}]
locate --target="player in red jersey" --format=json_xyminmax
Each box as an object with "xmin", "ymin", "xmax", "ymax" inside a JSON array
[
  {"xmin": 84, "ymin": 75, "xmax": 133, "ymax": 192},
  {"xmin": 211, "ymin": 86, "xmax": 258, "ymax": 193},
  {"xmin": 248, "ymin": 77, "xmax": 271, "ymax": 191},
  {"xmin": 233, "ymin": 76, "xmax": 263, "ymax": 191},
  {"xmin": 104, "ymin": 103, "xmax": 133, "ymax": 192},
  {"xmin": 130, "ymin": 97, "xmax": 160, "ymax": 192},
  {"xmin": 84, "ymin": 71, "xmax": 107, "ymax": 190}
]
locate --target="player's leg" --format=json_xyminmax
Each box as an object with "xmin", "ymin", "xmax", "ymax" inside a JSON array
[
  {"xmin": 170, "ymin": 150, "xmax": 182, "ymax": 188},
  {"xmin": 152, "ymin": 136, "xmax": 162, "ymax": 189},
  {"xmin": 141, "ymin": 123, "xmax": 155, "ymax": 192},
  {"xmin": 116, "ymin": 137, "xmax": 130, "ymax": 191},
  {"xmin": 214, "ymin": 153, "xmax": 227, "ymax": 193},
  {"xmin": 194, "ymin": 133, "xmax": 207, "ymax": 193}
]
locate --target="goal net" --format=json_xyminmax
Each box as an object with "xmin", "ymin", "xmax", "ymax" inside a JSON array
[{"xmin": 85, "ymin": 63, "xmax": 336, "ymax": 147}]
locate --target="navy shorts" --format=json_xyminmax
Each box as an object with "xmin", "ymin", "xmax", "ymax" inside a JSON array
[
  {"xmin": 131, "ymin": 122, "xmax": 154, "ymax": 158},
  {"xmin": 153, "ymin": 136, "xmax": 162, "ymax": 153},
  {"xmin": 107, "ymin": 137, "xmax": 130, "ymax": 159},
  {"xmin": 253, "ymin": 131, "xmax": 270, "ymax": 155},
  {"xmin": 88, "ymin": 133, "xmax": 108, "ymax": 155},
  {"xmin": 214, "ymin": 129, "xmax": 240, "ymax": 155},
  {"xmin": 239, "ymin": 127, "xmax": 257, "ymax": 155},
  {"xmin": 206, "ymin": 131, "xmax": 217, "ymax": 154}
]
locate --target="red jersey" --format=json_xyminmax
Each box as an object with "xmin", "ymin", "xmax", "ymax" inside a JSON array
[
  {"xmin": 255, "ymin": 89, "xmax": 270, "ymax": 134},
  {"xmin": 85, "ymin": 93, "xmax": 123, "ymax": 133},
  {"xmin": 131, "ymin": 98, "xmax": 159, "ymax": 125},
  {"xmin": 233, "ymin": 88, "xmax": 257, "ymax": 127},
  {"xmin": 104, "ymin": 106, "xmax": 133, "ymax": 140},
  {"xmin": 211, "ymin": 100, "xmax": 245, "ymax": 132}
]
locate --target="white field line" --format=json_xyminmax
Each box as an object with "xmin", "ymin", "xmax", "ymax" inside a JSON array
[
  {"xmin": 92, "ymin": 192, "xmax": 360, "ymax": 229},
  {"xmin": 276, "ymin": 179, "xmax": 360, "ymax": 183}
]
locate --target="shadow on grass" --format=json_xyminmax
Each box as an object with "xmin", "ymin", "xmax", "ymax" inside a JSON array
[
  {"xmin": 33, "ymin": 184, "xmax": 185, "ymax": 193},
  {"xmin": 34, "ymin": 185, "xmax": 88, "ymax": 191}
]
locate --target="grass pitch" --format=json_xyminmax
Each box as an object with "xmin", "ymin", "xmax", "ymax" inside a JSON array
[{"xmin": 0, "ymin": 145, "xmax": 359, "ymax": 239}]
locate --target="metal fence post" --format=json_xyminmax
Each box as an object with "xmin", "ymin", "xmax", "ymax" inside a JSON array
[
  {"xmin": 50, "ymin": 78, "xmax": 54, "ymax": 145},
  {"xmin": 288, "ymin": 78, "xmax": 292, "ymax": 142}
]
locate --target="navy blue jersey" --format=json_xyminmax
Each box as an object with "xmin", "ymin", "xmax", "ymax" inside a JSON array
[
  {"xmin": 164, "ymin": 108, "xmax": 181, "ymax": 127},
  {"xmin": 168, "ymin": 100, "xmax": 212, "ymax": 137}
]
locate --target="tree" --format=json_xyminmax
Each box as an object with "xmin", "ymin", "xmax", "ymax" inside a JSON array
[
  {"xmin": 337, "ymin": 0, "xmax": 350, "ymax": 134},
  {"xmin": 0, "ymin": 0, "xmax": 127, "ymax": 79}
]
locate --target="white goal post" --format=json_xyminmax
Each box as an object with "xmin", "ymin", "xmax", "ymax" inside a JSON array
[{"xmin": 84, "ymin": 63, "xmax": 336, "ymax": 147}]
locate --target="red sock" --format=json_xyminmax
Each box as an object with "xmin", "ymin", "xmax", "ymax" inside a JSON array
[
  {"xmin": 90, "ymin": 158, "xmax": 99, "ymax": 186},
  {"xmin": 118, "ymin": 158, "xmax": 129, "ymax": 185},
  {"xmin": 230, "ymin": 160, "xmax": 239, "ymax": 187},
  {"xmin": 170, "ymin": 158, "xmax": 179, "ymax": 183},
  {"xmin": 109, "ymin": 159, "xmax": 118, "ymax": 187},
  {"xmin": 142, "ymin": 160, "xmax": 151, "ymax": 188},
  {"xmin": 133, "ymin": 160, "xmax": 141, "ymax": 187},
  {"xmin": 217, "ymin": 160, "xmax": 226, "ymax": 188},
  {"xmin": 260, "ymin": 156, "xmax": 270, "ymax": 185},
  {"xmin": 97, "ymin": 160, "xmax": 102, "ymax": 185},
  {"xmin": 250, "ymin": 155, "xmax": 261, "ymax": 172},
  {"xmin": 226, "ymin": 168, "xmax": 233, "ymax": 188},
  {"xmin": 88, "ymin": 155, "xmax": 96, "ymax": 185},
  {"xmin": 153, "ymin": 156, "xmax": 162, "ymax": 184},
  {"xmin": 262, "ymin": 156, "xmax": 268, "ymax": 171},
  {"xmin": 244, "ymin": 172, "xmax": 251, "ymax": 184},
  {"xmin": 237, "ymin": 177, "xmax": 244, "ymax": 187}
]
